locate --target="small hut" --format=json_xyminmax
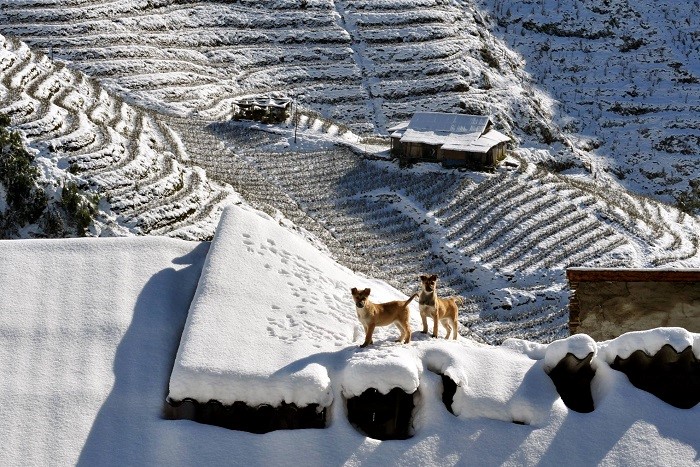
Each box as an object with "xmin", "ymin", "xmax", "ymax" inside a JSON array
[
  {"xmin": 231, "ymin": 96, "xmax": 292, "ymax": 124},
  {"xmin": 388, "ymin": 112, "xmax": 510, "ymax": 168}
]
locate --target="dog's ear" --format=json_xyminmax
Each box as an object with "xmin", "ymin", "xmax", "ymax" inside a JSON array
[
  {"xmin": 420, "ymin": 275, "xmax": 427, "ymax": 281},
  {"xmin": 364, "ymin": 288, "xmax": 371, "ymax": 295},
  {"xmin": 351, "ymin": 287, "xmax": 357, "ymax": 294},
  {"xmin": 430, "ymin": 274, "xmax": 437, "ymax": 281}
]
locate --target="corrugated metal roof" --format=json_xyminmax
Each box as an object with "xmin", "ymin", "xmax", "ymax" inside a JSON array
[
  {"xmin": 387, "ymin": 121, "xmax": 410, "ymax": 135},
  {"xmin": 401, "ymin": 128, "xmax": 482, "ymax": 147}
]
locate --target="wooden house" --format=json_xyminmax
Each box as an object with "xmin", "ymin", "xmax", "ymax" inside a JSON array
[{"xmin": 388, "ymin": 112, "xmax": 510, "ymax": 168}]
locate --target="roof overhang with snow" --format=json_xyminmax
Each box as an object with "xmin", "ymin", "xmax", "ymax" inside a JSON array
[{"xmin": 567, "ymin": 267, "xmax": 700, "ymax": 282}]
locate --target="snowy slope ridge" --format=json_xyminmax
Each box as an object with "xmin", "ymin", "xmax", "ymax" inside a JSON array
[
  {"xmin": 0, "ymin": 34, "xmax": 237, "ymax": 240},
  {"xmin": 2, "ymin": 206, "xmax": 698, "ymax": 465}
]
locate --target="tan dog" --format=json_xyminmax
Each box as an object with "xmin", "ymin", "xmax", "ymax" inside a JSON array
[
  {"xmin": 351, "ymin": 287, "xmax": 417, "ymax": 348},
  {"xmin": 418, "ymin": 275, "xmax": 461, "ymax": 339}
]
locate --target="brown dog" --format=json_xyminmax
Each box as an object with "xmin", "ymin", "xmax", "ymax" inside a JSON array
[
  {"xmin": 418, "ymin": 275, "xmax": 461, "ymax": 339},
  {"xmin": 351, "ymin": 287, "xmax": 417, "ymax": 348}
]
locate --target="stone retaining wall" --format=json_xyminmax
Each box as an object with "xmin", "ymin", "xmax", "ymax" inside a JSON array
[{"xmin": 567, "ymin": 268, "xmax": 700, "ymax": 340}]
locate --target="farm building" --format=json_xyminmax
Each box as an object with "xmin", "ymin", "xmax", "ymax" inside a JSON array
[
  {"xmin": 388, "ymin": 112, "xmax": 510, "ymax": 168},
  {"xmin": 231, "ymin": 96, "xmax": 292, "ymax": 123},
  {"xmin": 567, "ymin": 267, "xmax": 700, "ymax": 340}
]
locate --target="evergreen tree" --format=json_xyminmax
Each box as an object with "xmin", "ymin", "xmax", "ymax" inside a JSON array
[{"xmin": 0, "ymin": 114, "xmax": 48, "ymax": 237}]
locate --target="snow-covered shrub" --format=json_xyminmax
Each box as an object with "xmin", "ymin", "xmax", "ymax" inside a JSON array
[{"xmin": 60, "ymin": 181, "xmax": 98, "ymax": 236}]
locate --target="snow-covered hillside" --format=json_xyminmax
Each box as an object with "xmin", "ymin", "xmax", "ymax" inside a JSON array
[
  {"xmin": 2, "ymin": 0, "xmax": 698, "ymax": 198},
  {"xmin": 1, "ymin": 1, "xmax": 699, "ymax": 343},
  {"xmin": 0, "ymin": 34, "xmax": 238, "ymax": 240},
  {"xmin": 481, "ymin": 0, "xmax": 700, "ymax": 207},
  {"xmin": 0, "ymin": 0, "xmax": 556, "ymax": 140},
  {"xmin": 0, "ymin": 208, "xmax": 697, "ymax": 465}
]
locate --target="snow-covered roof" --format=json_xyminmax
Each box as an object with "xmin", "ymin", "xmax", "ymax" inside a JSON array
[
  {"xmin": 387, "ymin": 121, "xmax": 410, "ymax": 135},
  {"xmin": 0, "ymin": 235, "xmax": 211, "ymax": 465},
  {"xmin": 442, "ymin": 129, "xmax": 511, "ymax": 152},
  {"xmin": 391, "ymin": 112, "xmax": 509, "ymax": 154},
  {"xmin": 168, "ymin": 204, "xmax": 417, "ymax": 408},
  {"xmin": 232, "ymin": 96, "xmax": 292, "ymax": 108},
  {"xmin": 0, "ymin": 207, "xmax": 698, "ymax": 465},
  {"xmin": 411, "ymin": 112, "xmax": 491, "ymax": 134}
]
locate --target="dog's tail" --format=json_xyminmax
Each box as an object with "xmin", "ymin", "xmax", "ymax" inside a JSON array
[
  {"xmin": 451, "ymin": 296, "xmax": 465, "ymax": 307},
  {"xmin": 403, "ymin": 293, "xmax": 418, "ymax": 307}
]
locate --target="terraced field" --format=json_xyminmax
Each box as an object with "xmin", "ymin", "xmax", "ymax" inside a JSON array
[
  {"xmin": 0, "ymin": 35, "xmax": 235, "ymax": 239},
  {"xmin": 0, "ymin": 0, "xmax": 556, "ymax": 139},
  {"xmin": 194, "ymin": 121, "xmax": 700, "ymax": 343}
]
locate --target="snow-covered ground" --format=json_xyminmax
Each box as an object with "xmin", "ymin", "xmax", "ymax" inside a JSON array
[{"xmin": 1, "ymin": 205, "xmax": 698, "ymax": 465}]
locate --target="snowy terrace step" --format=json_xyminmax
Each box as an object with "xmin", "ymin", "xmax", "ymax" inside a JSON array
[
  {"xmin": 0, "ymin": 33, "xmax": 235, "ymax": 240},
  {"xmin": 146, "ymin": 180, "xmax": 235, "ymax": 239}
]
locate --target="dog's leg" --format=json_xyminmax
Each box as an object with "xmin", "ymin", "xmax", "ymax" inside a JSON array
[
  {"xmin": 361, "ymin": 322, "xmax": 376, "ymax": 348},
  {"xmin": 421, "ymin": 311, "xmax": 428, "ymax": 334},
  {"xmin": 443, "ymin": 320, "xmax": 452, "ymax": 339},
  {"xmin": 394, "ymin": 321, "xmax": 406, "ymax": 343},
  {"xmin": 396, "ymin": 321, "xmax": 411, "ymax": 343},
  {"xmin": 432, "ymin": 313, "xmax": 439, "ymax": 338},
  {"xmin": 452, "ymin": 319, "xmax": 458, "ymax": 339},
  {"xmin": 361, "ymin": 322, "xmax": 370, "ymax": 344}
]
